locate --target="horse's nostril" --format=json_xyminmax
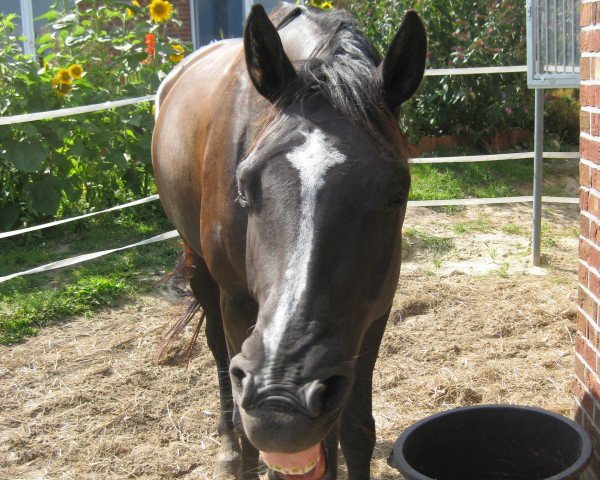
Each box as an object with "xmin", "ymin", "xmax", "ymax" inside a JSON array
[
  {"xmin": 230, "ymin": 364, "xmax": 245, "ymax": 387},
  {"xmin": 241, "ymin": 373, "xmax": 256, "ymax": 409},
  {"xmin": 229, "ymin": 359, "xmax": 258, "ymax": 409},
  {"xmin": 303, "ymin": 380, "xmax": 326, "ymax": 417},
  {"xmin": 301, "ymin": 374, "xmax": 353, "ymax": 417},
  {"xmin": 322, "ymin": 374, "xmax": 352, "ymax": 411}
]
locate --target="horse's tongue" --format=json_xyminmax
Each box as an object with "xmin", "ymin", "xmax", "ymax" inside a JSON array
[{"xmin": 261, "ymin": 443, "xmax": 325, "ymax": 480}]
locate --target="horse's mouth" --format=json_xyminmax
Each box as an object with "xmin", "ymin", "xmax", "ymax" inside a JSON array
[{"xmin": 261, "ymin": 442, "xmax": 326, "ymax": 480}]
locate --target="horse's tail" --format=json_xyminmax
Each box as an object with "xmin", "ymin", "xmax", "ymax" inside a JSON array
[
  {"xmin": 156, "ymin": 247, "xmax": 205, "ymax": 366},
  {"xmin": 156, "ymin": 299, "xmax": 205, "ymax": 366}
]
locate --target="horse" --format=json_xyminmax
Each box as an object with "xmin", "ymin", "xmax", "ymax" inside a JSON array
[{"xmin": 152, "ymin": 3, "xmax": 426, "ymax": 479}]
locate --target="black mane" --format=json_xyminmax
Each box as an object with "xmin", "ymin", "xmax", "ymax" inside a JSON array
[{"xmin": 270, "ymin": 4, "xmax": 408, "ymax": 159}]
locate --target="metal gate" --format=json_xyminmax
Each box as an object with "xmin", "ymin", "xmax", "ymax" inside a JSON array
[
  {"xmin": 526, "ymin": 0, "xmax": 581, "ymax": 88},
  {"xmin": 526, "ymin": 0, "xmax": 580, "ymax": 266}
]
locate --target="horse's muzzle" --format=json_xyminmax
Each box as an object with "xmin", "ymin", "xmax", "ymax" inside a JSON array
[{"xmin": 229, "ymin": 354, "xmax": 354, "ymax": 452}]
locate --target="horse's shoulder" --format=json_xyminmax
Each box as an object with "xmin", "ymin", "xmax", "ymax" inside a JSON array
[{"xmin": 155, "ymin": 39, "xmax": 242, "ymax": 119}]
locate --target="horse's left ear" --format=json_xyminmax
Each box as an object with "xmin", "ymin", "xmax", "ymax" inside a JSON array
[
  {"xmin": 244, "ymin": 4, "xmax": 297, "ymax": 102},
  {"xmin": 378, "ymin": 10, "xmax": 427, "ymax": 116}
]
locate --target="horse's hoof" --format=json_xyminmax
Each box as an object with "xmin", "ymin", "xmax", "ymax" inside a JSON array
[{"xmin": 214, "ymin": 449, "xmax": 242, "ymax": 479}]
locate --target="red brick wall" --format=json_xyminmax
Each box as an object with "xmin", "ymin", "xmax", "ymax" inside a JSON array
[
  {"xmin": 169, "ymin": 0, "xmax": 191, "ymax": 43},
  {"xmin": 577, "ymin": 1, "xmax": 600, "ymax": 478}
]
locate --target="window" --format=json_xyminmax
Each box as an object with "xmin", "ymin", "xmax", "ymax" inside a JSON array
[
  {"xmin": 0, "ymin": 0, "xmax": 64, "ymax": 56},
  {"xmin": 190, "ymin": 0, "xmax": 294, "ymax": 49}
]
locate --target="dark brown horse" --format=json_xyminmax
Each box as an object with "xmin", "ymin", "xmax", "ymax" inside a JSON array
[{"xmin": 152, "ymin": 4, "xmax": 426, "ymax": 479}]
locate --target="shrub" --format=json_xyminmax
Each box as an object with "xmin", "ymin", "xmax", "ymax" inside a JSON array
[
  {"xmin": 0, "ymin": 0, "xmax": 190, "ymax": 231},
  {"xmin": 544, "ymin": 89, "xmax": 580, "ymax": 145},
  {"xmin": 338, "ymin": 0, "xmax": 535, "ymax": 143}
]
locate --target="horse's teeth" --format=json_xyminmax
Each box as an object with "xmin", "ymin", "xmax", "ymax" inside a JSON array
[{"xmin": 265, "ymin": 454, "xmax": 319, "ymax": 475}]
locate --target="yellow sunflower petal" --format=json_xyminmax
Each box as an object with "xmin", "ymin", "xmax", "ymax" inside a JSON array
[
  {"xmin": 54, "ymin": 83, "xmax": 71, "ymax": 97},
  {"xmin": 149, "ymin": 0, "xmax": 173, "ymax": 23},
  {"xmin": 57, "ymin": 68, "xmax": 72, "ymax": 85},
  {"xmin": 68, "ymin": 64, "xmax": 83, "ymax": 79}
]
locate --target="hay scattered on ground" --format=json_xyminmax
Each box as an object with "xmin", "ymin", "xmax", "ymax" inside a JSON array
[{"xmin": 0, "ymin": 204, "xmax": 579, "ymax": 479}]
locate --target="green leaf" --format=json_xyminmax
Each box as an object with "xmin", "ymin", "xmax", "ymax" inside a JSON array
[
  {"xmin": 53, "ymin": 13, "xmax": 78, "ymax": 30},
  {"xmin": 0, "ymin": 125, "xmax": 11, "ymax": 141},
  {"xmin": 34, "ymin": 11, "xmax": 59, "ymax": 22},
  {"xmin": 123, "ymin": 114, "xmax": 141, "ymax": 127},
  {"xmin": 123, "ymin": 167, "xmax": 141, "ymax": 195},
  {"xmin": 0, "ymin": 202, "xmax": 20, "ymax": 231},
  {"xmin": 2, "ymin": 135, "xmax": 49, "ymax": 172},
  {"xmin": 70, "ymin": 137, "xmax": 85, "ymax": 157},
  {"xmin": 63, "ymin": 176, "xmax": 82, "ymax": 202},
  {"xmin": 109, "ymin": 151, "xmax": 129, "ymax": 171},
  {"xmin": 35, "ymin": 32, "xmax": 52, "ymax": 45},
  {"xmin": 113, "ymin": 42, "xmax": 133, "ymax": 52},
  {"xmin": 65, "ymin": 32, "xmax": 92, "ymax": 47},
  {"xmin": 23, "ymin": 176, "xmax": 63, "ymax": 216}
]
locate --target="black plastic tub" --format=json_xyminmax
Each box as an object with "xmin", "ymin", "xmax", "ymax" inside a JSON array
[{"xmin": 390, "ymin": 405, "xmax": 592, "ymax": 480}]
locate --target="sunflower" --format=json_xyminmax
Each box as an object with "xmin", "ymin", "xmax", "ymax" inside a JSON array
[
  {"xmin": 56, "ymin": 68, "xmax": 72, "ymax": 85},
  {"xmin": 127, "ymin": 0, "xmax": 140, "ymax": 17},
  {"xmin": 149, "ymin": 0, "xmax": 173, "ymax": 23},
  {"xmin": 55, "ymin": 83, "xmax": 71, "ymax": 97},
  {"xmin": 320, "ymin": 1, "xmax": 333, "ymax": 9},
  {"xmin": 68, "ymin": 64, "xmax": 83, "ymax": 79},
  {"xmin": 170, "ymin": 43, "xmax": 184, "ymax": 63}
]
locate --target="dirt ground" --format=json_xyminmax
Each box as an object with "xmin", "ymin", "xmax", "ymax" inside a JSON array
[{"xmin": 0, "ymin": 202, "xmax": 581, "ymax": 479}]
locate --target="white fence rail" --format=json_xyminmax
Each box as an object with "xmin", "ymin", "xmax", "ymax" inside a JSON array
[
  {"xmin": 0, "ymin": 65, "xmax": 580, "ymax": 283},
  {"xmin": 0, "ymin": 230, "xmax": 179, "ymax": 283},
  {"xmin": 0, "ymin": 195, "xmax": 159, "ymax": 240},
  {"xmin": 0, "ymin": 95, "xmax": 155, "ymax": 126}
]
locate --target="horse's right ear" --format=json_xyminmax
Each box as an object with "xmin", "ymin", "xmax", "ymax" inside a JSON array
[
  {"xmin": 378, "ymin": 10, "xmax": 427, "ymax": 117},
  {"xmin": 244, "ymin": 4, "xmax": 296, "ymax": 102}
]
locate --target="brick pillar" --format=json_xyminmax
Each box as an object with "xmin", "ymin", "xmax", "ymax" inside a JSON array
[
  {"xmin": 577, "ymin": 1, "xmax": 600, "ymax": 478},
  {"xmin": 170, "ymin": 0, "xmax": 192, "ymax": 42}
]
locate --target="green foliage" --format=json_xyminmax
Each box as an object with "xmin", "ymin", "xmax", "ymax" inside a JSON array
[
  {"xmin": 0, "ymin": 204, "xmax": 180, "ymax": 345},
  {"xmin": 340, "ymin": 0, "xmax": 535, "ymax": 142},
  {"xmin": 502, "ymin": 222, "xmax": 525, "ymax": 236},
  {"xmin": 453, "ymin": 217, "xmax": 493, "ymax": 234},
  {"xmin": 1, "ymin": 276, "xmax": 127, "ymax": 344},
  {"xmin": 409, "ymin": 158, "xmax": 534, "ymax": 201},
  {"xmin": 0, "ymin": 1, "xmax": 190, "ymax": 231},
  {"xmin": 403, "ymin": 227, "xmax": 455, "ymax": 255},
  {"xmin": 544, "ymin": 89, "xmax": 580, "ymax": 145}
]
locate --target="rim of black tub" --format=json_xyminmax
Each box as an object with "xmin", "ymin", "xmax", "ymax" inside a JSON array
[{"xmin": 390, "ymin": 404, "xmax": 593, "ymax": 480}]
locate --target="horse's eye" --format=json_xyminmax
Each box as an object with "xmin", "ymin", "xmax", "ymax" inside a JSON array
[{"xmin": 384, "ymin": 195, "xmax": 407, "ymax": 212}]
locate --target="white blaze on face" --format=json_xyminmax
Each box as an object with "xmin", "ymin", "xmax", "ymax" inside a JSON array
[{"xmin": 263, "ymin": 128, "xmax": 347, "ymax": 358}]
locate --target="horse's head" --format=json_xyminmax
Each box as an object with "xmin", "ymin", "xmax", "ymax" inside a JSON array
[{"xmin": 229, "ymin": 5, "xmax": 426, "ymax": 477}]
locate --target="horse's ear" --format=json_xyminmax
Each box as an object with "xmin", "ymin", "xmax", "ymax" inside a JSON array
[
  {"xmin": 378, "ymin": 10, "xmax": 427, "ymax": 116},
  {"xmin": 244, "ymin": 4, "xmax": 296, "ymax": 102}
]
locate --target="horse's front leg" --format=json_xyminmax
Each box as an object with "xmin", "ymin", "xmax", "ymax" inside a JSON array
[
  {"xmin": 186, "ymin": 252, "xmax": 242, "ymax": 478},
  {"xmin": 340, "ymin": 314, "xmax": 388, "ymax": 480},
  {"xmin": 220, "ymin": 292, "xmax": 261, "ymax": 480}
]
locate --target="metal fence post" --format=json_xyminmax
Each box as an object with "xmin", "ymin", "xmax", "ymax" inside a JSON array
[
  {"xmin": 19, "ymin": 0, "xmax": 35, "ymax": 56},
  {"xmin": 532, "ymin": 88, "xmax": 545, "ymax": 266}
]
